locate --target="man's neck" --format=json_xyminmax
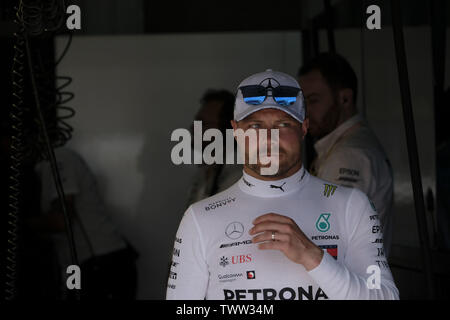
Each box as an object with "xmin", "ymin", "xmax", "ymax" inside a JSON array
[
  {"xmin": 239, "ymin": 164, "xmax": 308, "ymax": 197},
  {"xmin": 335, "ymin": 109, "xmax": 357, "ymax": 132},
  {"xmin": 243, "ymin": 161, "xmax": 303, "ymax": 181},
  {"xmin": 318, "ymin": 109, "xmax": 357, "ymax": 140}
]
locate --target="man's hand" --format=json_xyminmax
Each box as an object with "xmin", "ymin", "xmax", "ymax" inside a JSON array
[{"xmin": 249, "ymin": 213, "xmax": 324, "ymax": 271}]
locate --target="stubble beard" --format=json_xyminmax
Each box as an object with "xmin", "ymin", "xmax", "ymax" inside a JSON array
[{"xmin": 246, "ymin": 151, "xmax": 302, "ymax": 179}]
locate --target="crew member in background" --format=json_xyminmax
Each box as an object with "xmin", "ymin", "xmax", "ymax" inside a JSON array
[
  {"xmin": 186, "ymin": 89, "xmax": 242, "ymax": 205},
  {"xmin": 30, "ymin": 147, "xmax": 138, "ymax": 299},
  {"xmin": 298, "ymin": 53, "xmax": 394, "ymax": 257}
]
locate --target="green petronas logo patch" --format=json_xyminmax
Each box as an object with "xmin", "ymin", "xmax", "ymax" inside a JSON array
[{"xmin": 316, "ymin": 213, "xmax": 331, "ymax": 232}]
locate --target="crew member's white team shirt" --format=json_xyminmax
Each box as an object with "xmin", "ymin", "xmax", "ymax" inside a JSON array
[
  {"xmin": 35, "ymin": 148, "xmax": 127, "ymax": 266},
  {"xmin": 166, "ymin": 167, "xmax": 399, "ymax": 300},
  {"xmin": 312, "ymin": 114, "xmax": 394, "ymax": 257}
]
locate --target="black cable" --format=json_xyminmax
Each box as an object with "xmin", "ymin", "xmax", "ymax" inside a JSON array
[
  {"xmin": 53, "ymin": 75, "xmax": 75, "ymax": 147},
  {"xmin": 15, "ymin": 1, "xmax": 74, "ymax": 158},
  {"xmin": 390, "ymin": 0, "xmax": 436, "ymax": 299},
  {"xmin": 55, "ymin": 32, "xmax": 72, "ymax": 66},
  {"xmin": 20, "ymin": 0, "xmax": 66, "ymax": 36},
  {"xmin": 20, "ymin": 1, "xmax": 79, "ymax": 270},
  {"xmin": 35, "ymin": 47, "xmax": 75, "ymax": 151},
  {"xmin": 5, "ymin": 0, "xmax": 78, "ymax": 299}
]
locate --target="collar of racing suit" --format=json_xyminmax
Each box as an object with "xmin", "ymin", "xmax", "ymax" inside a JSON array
[
  {"xmin": 238, "ymin": 166, "xmax": 309, "ymax": 197},
  {"xmin": 313, "ymin": 113, "xmax": 364, "ymax": 159}
]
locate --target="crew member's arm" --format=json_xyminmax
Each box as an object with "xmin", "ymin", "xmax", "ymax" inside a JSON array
[
  {"xmin": 318, "ymin": 148, "xmax": 374, "ymax": 195},
  {"xmin": 27, "ymin": 195, "xmax": 76, "ymax": 233},
  {"xmin": 166, "ymin": 206, "xmax": 209, "ymax": 300},
  {"xmin": 307, "ymin": 188, "xmax": 399, "ymax": 299},
  {"xmin": 32, "ymin": 150, "xmax": 80, "ymax": 233}
]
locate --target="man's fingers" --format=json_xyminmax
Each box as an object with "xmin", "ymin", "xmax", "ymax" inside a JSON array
[
  {"xmin": 249, "ymin": 221, "xmax": 292, "ymax": 235},
  {"xmin": 252, "ymin": 231, "xmax": 288, "ymax": 244},
  {"xmin": 257, "ymin": 240, "xmax": 285, "ymax": 251},
  {"xmin": 252, "ymin": 213, "xmax": 294, "ymax": 225}
]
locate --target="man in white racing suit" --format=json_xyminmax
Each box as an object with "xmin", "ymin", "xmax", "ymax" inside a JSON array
[{"xmin": 166, "ymin": 69, "xmax": 399, "ymax": 300}]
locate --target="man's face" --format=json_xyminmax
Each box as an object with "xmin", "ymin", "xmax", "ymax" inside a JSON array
[
  {"xmin": 231, "ymin": 108, "xmax": 308, "ymax": 179},
  {"xmin": 298, "ymin": 70, "xmax": 341, "ymax": 139}
]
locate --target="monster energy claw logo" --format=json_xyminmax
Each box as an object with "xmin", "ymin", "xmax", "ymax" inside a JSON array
[
  {"xmin": 369, "ymin": 200, "xmax": 377, "ymax": 212},
  {"xmin": 323, "ymin": 184, "xmax": 337, "ymax": 198},
  {"xmin": 316, "ymin": 213, "xmax": 331, "ymax": 232}
]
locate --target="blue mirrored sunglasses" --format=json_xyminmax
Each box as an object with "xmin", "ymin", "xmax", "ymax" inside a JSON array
[{"xmin": 239, "ymin": 85, "xmax": 300, "ymax": 107}]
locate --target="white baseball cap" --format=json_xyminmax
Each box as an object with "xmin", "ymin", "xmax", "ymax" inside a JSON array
[{"xmin": 234, "ymin": 69, "xmax": 305, "ymax": 123}]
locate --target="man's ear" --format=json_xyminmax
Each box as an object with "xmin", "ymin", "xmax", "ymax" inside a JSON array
[
  {"xmin": 301, "ymin": 118, "xmax": 309, "ymax": 139},
  {"xmin": 339, "ymin": 88, "xmax": 353, "ymax": 107},
  {"xmin": 231, "ymin": 120, "xmax": 238, "ymax": 130}
]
